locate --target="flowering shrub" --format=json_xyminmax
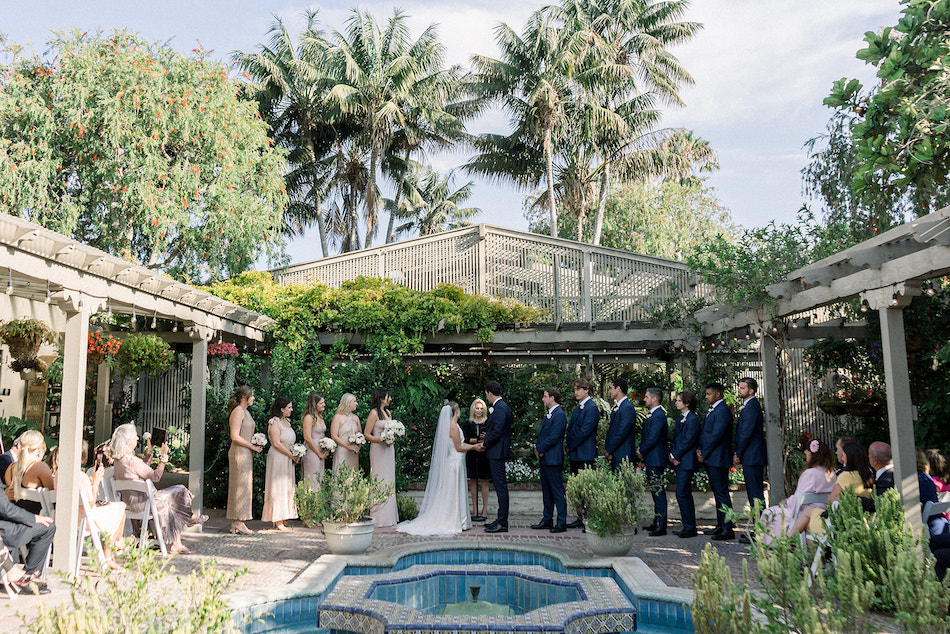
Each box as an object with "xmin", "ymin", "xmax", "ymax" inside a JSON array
[
  {"xmin": 505, "ymin": 459, "xmax": 540, "ymax": 483},
  {"xmin": 207, "ymin": 341, "xmax": 239, "ymax": 358}
]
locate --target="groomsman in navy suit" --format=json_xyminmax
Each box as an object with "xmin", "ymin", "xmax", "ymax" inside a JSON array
[
  {"xmin": 638, "ymin": 387, "xmax": 669, "ymax": 535},
  {"xmin": 670, "ymin": 390, "xmax": 701, "ymax": 538},
  {"xmin": 698, "ymin": 382, "xmax": 735, "ymax": 540},
  {"xmin": 604, "ymin": 377, "xmax": 636, "ymax": 469},
  {"xmin": 532, "ymin": 387, "xmax": 568, "ymax": 533},
  {"xmin": 481, "ymin": 380, "xmax": 513, "ymax": 533},
  {"xmin": 734, "ymin": 377, "xmax": 766, "ymax": 525},
  {"xmin": 565, "ymin": 378, "xmax": 599, "ymax": 529}
]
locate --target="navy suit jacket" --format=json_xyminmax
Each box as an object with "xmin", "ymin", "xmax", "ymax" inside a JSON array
[
  {"xmin": 536, "ymin": 406, "xmax": 567, "ymax": 467},
  {"xmin": 482, "ymin": 398, "xmax": 512, "ymax": 461},
  {"xmin": 638, "ymin": 407, "xmax": 669, "ymax": 468},
  {"xmin": 605, "ymin": 399, "xmax": 636, "ymax": 467},
  {"xmin": 0, "ymin": 450, "xmax": 15, "ymax": 481},
  {"xmin": 699, "ymin": 401, "xmax": 733, "ymax": 469},
  {"xmin": 670, "ymin": 411, "xmax": 700, "ymax": 472},
  {"xmin": 0, "ymin": 484, "xmax": 39, "ymax": 550},
  {"xmin": 734, "ymin": 397, "xmax": 766, "ymax": 466},
  {"xmin": 565, "ymin": 399, "xmax": 599, "ymax": 462}
]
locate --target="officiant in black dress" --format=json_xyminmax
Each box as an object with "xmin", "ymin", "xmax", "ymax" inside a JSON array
[{"xmin": 464, "ymin": 399, "xmax": 492, "ymax": 522}]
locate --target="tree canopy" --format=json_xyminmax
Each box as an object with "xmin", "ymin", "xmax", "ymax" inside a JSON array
[{"xmin": 0, "ymin": 30, "xmax": 288, "ymax": 282}]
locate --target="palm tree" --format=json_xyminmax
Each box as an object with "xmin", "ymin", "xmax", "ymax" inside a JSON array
[
  {"xmin": 233, "ymin": 10, "xmax": 339, "ymax": 258},
  {"xmin": 389, "ymin": 167, "xmax": 480, "ymax": 238}
]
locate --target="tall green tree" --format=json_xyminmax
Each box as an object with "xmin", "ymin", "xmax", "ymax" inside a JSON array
[
  {"xmin": 0, "ymin": 30, "xmax": 288, "ymax": 282},
  {"xmin": 824, "ymin": 0, "xmax": 950, "ymax": 218},
  {"xmin": 389, "ymin": 167, "xmax": 480, "ymax": 238}
]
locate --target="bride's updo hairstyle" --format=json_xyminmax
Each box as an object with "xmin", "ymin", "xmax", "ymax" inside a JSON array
[
  {"xmin": 227, "ymin": 385, "xmax": 254, "ymax": 415},
  {"xmin": 336, "ymin": 393, "xmax": 357, "ymax": 417},
  {"xmin": 446, "ymin": 401, "xmax": 460, "ymax": 416}
]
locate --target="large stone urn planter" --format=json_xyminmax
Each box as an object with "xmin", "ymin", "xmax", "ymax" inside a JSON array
[
  {"xmin": 586, "ymin": 526, "xmax": 636, "ymax": 557},
  {"xmin": 322, "ymin": 516, "xmax": 376, "ymax": 555}
]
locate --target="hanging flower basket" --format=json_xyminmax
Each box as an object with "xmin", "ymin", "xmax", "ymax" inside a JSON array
[
  {"xmin": 207, "ymin": 341, "xmax": 239, "ymax": 358},
  {"xmin": 844, "ymin": 402, "xmax": 884, "ymax": 417},
  {"xmin": 0, "ymin": 318, "xmax": 57, "ymax": 367},
  {"xmin": 87, "ymin": 331, "xmax": 121, "ymax": 366},
  {"xmin": 115, "ymin": 333, "xmax": 173, "ymax": 378},
  {"xmin": 817, "ymin": 398, "xmax": 847, "ymax": 416}
]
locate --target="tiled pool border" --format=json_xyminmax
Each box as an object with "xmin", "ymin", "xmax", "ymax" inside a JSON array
[{"xmin": 229, "ymin": 540, "xmax": 694, "ymax": 633}]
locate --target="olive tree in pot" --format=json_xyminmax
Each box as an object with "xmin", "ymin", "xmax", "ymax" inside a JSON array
[
  {"xmin": 566, "ymin": 460, "xmax": 650, "ymax": 557},
  {"xmin": 296, "ymin": 464, "xmax": 393, "ymax": 555}
]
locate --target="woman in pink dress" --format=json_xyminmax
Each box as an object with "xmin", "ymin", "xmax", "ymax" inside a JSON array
[
  {"xmin": 301, "ymin": 393, "xmax": 329, "ymax": 489},
  {"xmin": 227, "ymin": 386, "xmax": 263, "ymax": 535},
  {"xmin": 330, "ymin": 394, "xmax": 362, "ymax": 473},
  {"xmin": 760, "ymin": 438, "xmax": 836, "ymax": 545},
  {"xmin": 364, "ymin": 388, "xmax": 397, "ymax": 526},
  {"xmin": 111, "ymin": 424, "xmax": 206, "ymax": 554},
  {"xmin": 262, "ymin": 397, "xmax": 299, "ymax": 531}
]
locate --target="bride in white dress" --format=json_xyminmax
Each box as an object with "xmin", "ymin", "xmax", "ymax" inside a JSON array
[{"xmin": 397, "ymin": 402, "xmax": 479, "ymax": 536}]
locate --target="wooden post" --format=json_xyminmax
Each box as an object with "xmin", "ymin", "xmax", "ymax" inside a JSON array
[
  {"xmin": 188, "ymin": 329, "xmax": 210, "ymax": 522},
  {"xmin": 581, "ymin": 250, "xmax": 592, "ymax": 322},
  {"xmin": 863, "ymin": 284, "xmax": 922, "ymax": 534},
  {"xmin": 94, "ymin": 361, "xmax": 112, "ymax": 448},
  {"xmin": 759, "ymin": 334, "xmax": 785, "ymax": 500}
]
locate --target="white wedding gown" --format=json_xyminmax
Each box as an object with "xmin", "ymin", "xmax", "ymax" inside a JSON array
[{"xmin": 396, "ymin": 405, "xmax": 472, "ymax": 536}]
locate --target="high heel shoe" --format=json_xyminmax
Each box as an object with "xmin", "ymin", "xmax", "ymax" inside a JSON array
[
  {"xmin": 0, "ymin": 546, "xmax": 17, "ymax": 600},
  {"xmin": 229, "ymin": 524, "xmax": 254, "ymax": 535}
]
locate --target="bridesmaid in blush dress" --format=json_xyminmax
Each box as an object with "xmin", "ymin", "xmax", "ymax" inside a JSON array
[
  {"xmin": 301, "ymin": 393, "xmax": 329, "ymax": 488},
  {"xmin": 262, "ymin": 397, "xmax": 299, "ymax": 531},
  {"xmin": 330, "ymin": 393, "xmax": 362, "ymax": 473},
  {"xmin": 227, "ymin": 386, "xmax": 263, "ymax": 535},
  {"xmin": 365, "ymin": 388, "xmax": 398, "ymax": 526}
]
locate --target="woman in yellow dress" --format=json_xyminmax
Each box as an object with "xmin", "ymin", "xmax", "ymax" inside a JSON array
[{"xmin": 807, "ymin": 440, "xmax": 874, "ymax": 535}]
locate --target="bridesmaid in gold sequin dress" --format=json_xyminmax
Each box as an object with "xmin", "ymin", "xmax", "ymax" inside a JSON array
[
  {"xmin": 227, "ymin": 386, "xmax": 262, "ymax": 535},
  {"xmin": 330, "ymin": 393, "xmax": 362, "ymax": 473},
  {"xmin": 365, "ymin": 388, "xmax": 398, "ymax": 526}
]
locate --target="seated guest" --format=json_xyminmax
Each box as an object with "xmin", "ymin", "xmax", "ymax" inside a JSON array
[
  {"xmin": 926, "ymin": 449, "xmax": 950, "ymax": 493},
  {"xmin": 869, "ymin": 441, "xmax": 895, "ymax": 494},
  {"xmin": 833, "ymin": 435, "xmax": 858, "ymax": 475},
  {"xmin": 0, "ymin": 484, "xmax": 54, "ymax": 594},
  {"xmin": 807, "ymin": 441, "xmax": 874, "ymax": 535},
  {"xmin": 0, "ymin": 436, "xmax": 21, "ymax": 480},
  {"xmin": 3, "ymin": 431, "xmax": 54, "ymax": 514},
  {"xmin": 760, "ymin": 438, "xmax": 836, "ymax": 545},
  {"xmin": 111, "ymin": 424, "xmax": 206, "ymax": 554}
]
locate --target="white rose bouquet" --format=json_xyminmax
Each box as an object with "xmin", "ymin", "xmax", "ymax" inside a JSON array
[
  {"xmin": 318, "ymin": 437, "xmax": 337, "ymax": 453},
  {"xmin": 384, "ymin": 420, "xmax": 406, "ymax": 437},
  {"xmin": 290, "ymin": 443, "xmax": 307, "ymax": 459},
  {"xmin": 251, "ymin": 433, "xmax": 267, "ymax": 448},
  {"xmin": 380, "ymin": 429, "xmax": 396, "ymax": 445},
  {"xmin": 347, "ymin": 432, "xmax": 366, "ymax": 447}
]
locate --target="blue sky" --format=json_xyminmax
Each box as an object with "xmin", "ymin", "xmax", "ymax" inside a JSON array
[{"xmin": 4, "ymin": 0, "xmax": 900, "ymax": 265}]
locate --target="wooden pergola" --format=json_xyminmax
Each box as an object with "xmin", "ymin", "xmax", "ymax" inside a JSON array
[
  {"xmin": 0, "ymin": 214, "xmax": 273, "ymax": 572},
  {"xmin": 696, "ymin": 207, "xmax": 950, "ymax": 531}
]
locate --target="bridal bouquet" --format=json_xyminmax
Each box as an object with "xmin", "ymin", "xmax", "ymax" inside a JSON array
[
  {"xmin": 250, "ymin": 433, "xmax": 267, "ymax": 448},
  {"xmin": 384, "ymin": 420, "xmax": 406, "ymax": 437},
  {"xmin": 347, "ymin": 432, "xmax": 366, "ymax": 447},
  {"xmin": 380, "ymin": 430, "xmax": 396, "ymax": 445},
  {"xmin": 290, "ymin": 443, "xmax": 307, "ymax": 459},
  {"xmin": 318, "ymin": 437, "xmax": 337, "ymax": 453}
]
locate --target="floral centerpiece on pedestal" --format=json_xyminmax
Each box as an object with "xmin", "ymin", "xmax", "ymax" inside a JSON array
[{"xmin": 88, "ymin": 330, "xmax": 121, "ymax": 367}]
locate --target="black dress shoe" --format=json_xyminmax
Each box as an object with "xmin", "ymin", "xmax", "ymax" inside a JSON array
[
  {"xmin": 648, "ymin": 528, "xmax": 667, "ymax": 537},
  {"xmin": 484, "ymin": 523, "xmax": 508, "ymax": 533},
  {"xmin": 645, "ymin": 524, "xmax": 658, "ymax": 533},
  {"xmin": 565, "ymin": 519, "xmax": 585, "ymax": 529},
  {"xmin": 471, "ymin": 516, "xmax": 487, "ymax": 523},
  {"xmin": 530, "ymin": 521, "xmax": 554, "ymax": 530},
  {"xmin": 711, "ymin": 530, "xmax": 736, "ymax": 541},
  {"xmin": 549, "ymin": 525, "xmax": 567, "ymax": 534},
  {"xmin": 13, "ymin": 578, "xmax": 50, "ymax": 595},
  {"xmin": 485, "ymin": 520, "xmax": 498, "ymax": 529},
  {"xmin": 703, "ymin": 526, "xmax": 724, "ymax": 536},
  {"xmin": 678, "ymin": 529, "xmax": 698, "ymax": 538}
]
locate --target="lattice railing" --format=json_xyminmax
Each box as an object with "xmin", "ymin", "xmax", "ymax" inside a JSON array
[{"xmin": 275, "ymin": 225, "xmax": 696, "ymax": 323}]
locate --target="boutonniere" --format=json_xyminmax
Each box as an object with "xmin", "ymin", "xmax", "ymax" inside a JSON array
[
  {"xmin": 579, "ymin": 404, "xmax": 584, "ymax": 410},
  {"xmin": 612, "ymin": 405, "xmax": 619, "ymax": 412},
  {"xmin": 488, "ymin": 406, "xmax": 494, "ymax": 415},
  {"xmin": 546, "ymin": 412, "xmax": 552, "ymax": 419}
]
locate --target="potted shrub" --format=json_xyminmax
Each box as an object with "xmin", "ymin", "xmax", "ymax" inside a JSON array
[
  {"xmin": 297, "ymin": 464, "xmax": 392, "ymax": 555},
  {"xmin": 566, "ymin": 460, "xmax": 650, "ymax": 557},
  {"xmin": 0, "ymin": 318, "xmax": 57, "ymax": 376},
  {"xmin": 114, "ymin": 333, "xmax": 173, "ymax": 379}
]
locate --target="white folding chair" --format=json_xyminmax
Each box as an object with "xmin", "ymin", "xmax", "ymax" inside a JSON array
[
  {"xmin": 74, "ymin": 489, "xmax": 108, "ymax": 576},
  {"xmin": 922, "ymin": 500, "xmax": 950, "ymax": 541},
  {"xmin": 112, "ymin": 479, "xmax": 168, "ymax": 556},
  {"xmin": 939, "ymin": 491, "xmax": 950, "ymax": 504},
  {"xmin": 97, "ymin": 467, "xmax": 117, "ymax": 503},
  {"xmin": 16, "ymin": 488, "xmax": 54, "ymax": 576}
]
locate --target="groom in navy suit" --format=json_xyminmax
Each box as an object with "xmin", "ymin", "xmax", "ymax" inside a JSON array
[
  {"xmin": 565, "ymin": 378, "xmax": 599, "ymax": 529},
  {"xmin": 734, "ymin": 377, "xmax": 766, "ymax": 514},
  {"xmin": 699, "ymin": 382, "xmax": 735, "ymax": 540},
  {"xmin": 638, "ymin": 387, "xmax": 669, "ymax": 536},
  {"xmin": 481, "ymin": 380, "xmax": 512, "ymax": 533},
  {"xmin": 533, "ymin": 387, "xmax": 568, "ymax": 533},
  {"xmin": 604, "ymin": 377, "xmax": 636, "ymax": 468}
]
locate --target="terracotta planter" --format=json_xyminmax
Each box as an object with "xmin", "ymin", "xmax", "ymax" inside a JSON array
[
  {"xmin": 322, "ymin": 516, "xmax": 376, "ymax": 555},
  {"xmin": 586, "ymin": 526, "xmax": 636, "ymax": 557}
]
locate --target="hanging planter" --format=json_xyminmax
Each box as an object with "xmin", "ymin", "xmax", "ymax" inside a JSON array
[
  {"xmin": 817, "ymin": 397, "xmax": 848, "ymax": 416},
  {"xmin": 87, "ymin": 330, "xmax": 121, "ymax": 367},
  {"xmin": 844, "ymin": 402, "xmax": 884, "ymax": 417},
  {"xmin": 114, "ymin": 333, "xmax": 173, "ymax": 378},
  {"xmin": 208, "ymin": 341, "xmax": 239, "ymax": 399},
  {"xmin": 0, "ymin": 318, "xmax": 57, "ymax": 374}
]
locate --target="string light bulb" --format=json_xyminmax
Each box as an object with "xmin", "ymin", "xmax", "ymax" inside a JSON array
[
  {"xmin": 172, "ymin": 321, "xmax": 178, "ymax": 333},
  {"xmin": 5, "ymin": 269, "xmax": 12, "ymax": 295},
  {"xmin": 44, "ymin": 281, "xmax": 51, "ymax": 304},
  {"xmin": 151, "ymin": 310, "xmax": 157, "ymax": 329}
]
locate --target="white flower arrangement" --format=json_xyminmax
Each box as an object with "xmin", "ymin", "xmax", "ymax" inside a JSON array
[
  {"xmin": 384, "ymin": 420, "xmax": 406, "ymax": 437},
  {"xmin": 251, "ymin": 433, "xmax": 267, "ymax": 447},
  {"xmin": 380, "ymin": 429, "xmax": 396, "ymax": 445},
  {"xmin": 142, "ymin": 431, "xmax": 152, "ymax": 442},
  {"xmin": 347, "ymin": 432, "xmax": 366, "ymax": 447},
  {"xmin": 290, "ymin": 443, "xmax": 307, "ymax": 459},
  {"xmin": 505, "ymin": 459, "xmax": 540, "ymax": 483},
  {"xmin": 318, "ymin": 437, "xmax": 337, "ymax": 453}
]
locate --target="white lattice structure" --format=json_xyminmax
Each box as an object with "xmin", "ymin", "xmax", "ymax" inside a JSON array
[{"xmin": 275, "ymin": 225, "xmax": 696, "ymax": 323}]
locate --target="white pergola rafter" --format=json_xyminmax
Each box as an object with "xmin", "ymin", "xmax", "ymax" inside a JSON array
[
  {"xmin": 0, "ymin": 213, "xmax": 274, "ymax": 573},
  {"xmin": 695, "ymin": 207, "xmax": 950, "ymax": 531}
]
